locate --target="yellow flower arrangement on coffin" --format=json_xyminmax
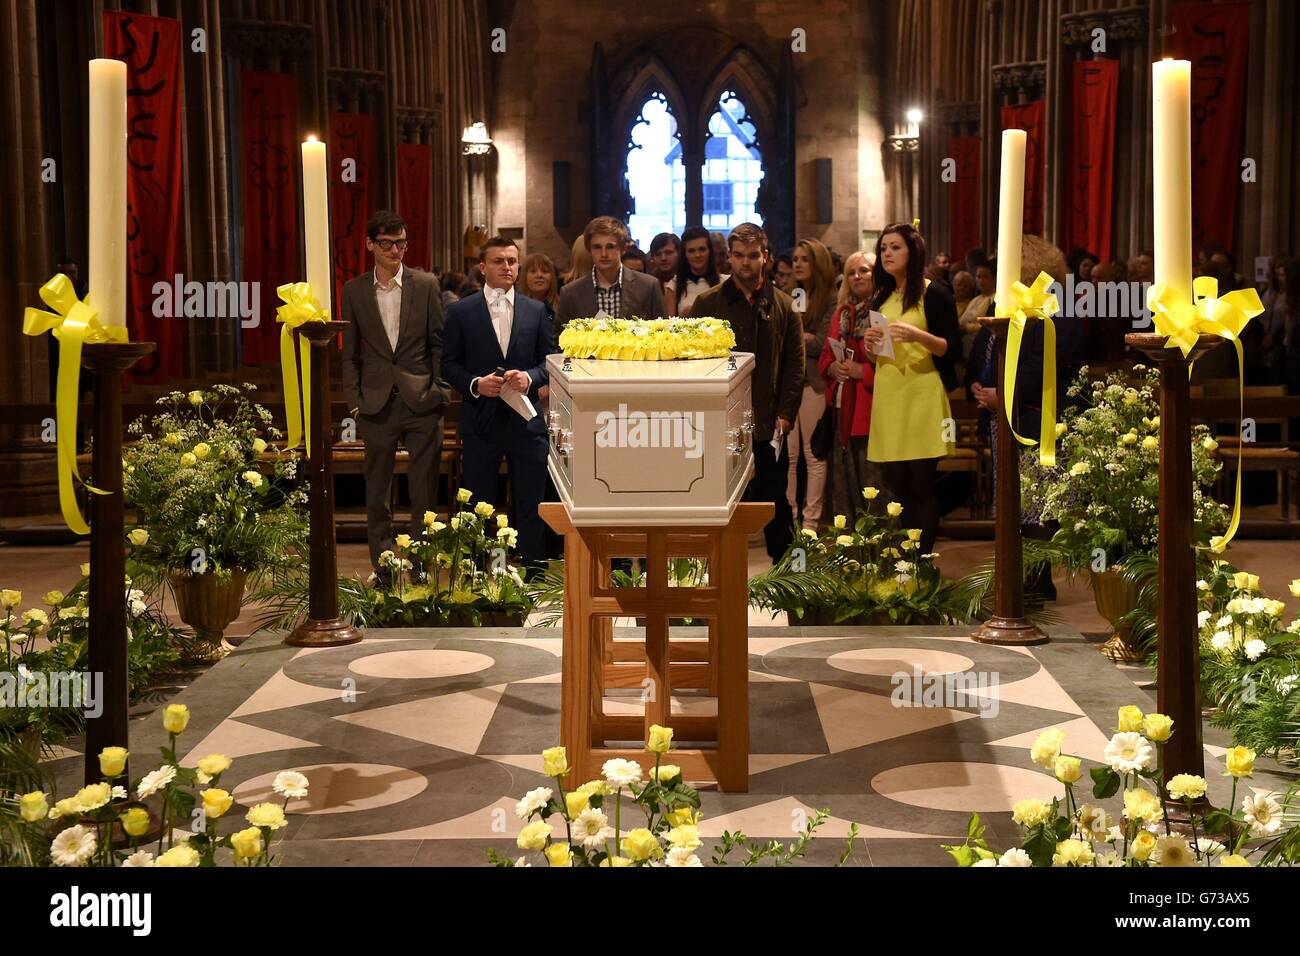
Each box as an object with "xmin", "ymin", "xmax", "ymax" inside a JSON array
[{"xmin": 558, "ymin": 317, "xmax": 737, "ymax": 360}]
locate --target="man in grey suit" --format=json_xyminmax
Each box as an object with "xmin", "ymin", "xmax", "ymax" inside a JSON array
[
  {"xmin": 555, "ymin": 216, "xmax": 667, "ymax": 328},
  {"xmin": 341, "ymin": 210, "xmax": 451, "ymax": 582}
]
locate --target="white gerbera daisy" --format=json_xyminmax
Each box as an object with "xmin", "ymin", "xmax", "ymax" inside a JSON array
[
  {"xmin": 272, "ymin": 770, "xmax": 309, "ymax": 799},
  {"xmin": 663, "ymin": 847, "xmax": 703, "ymax": 867},
  {"xmin": 136, "ymin": 764, "xmax": 177, "ymax": 799},
  {"xmin": 572, "ymin": 808, "xmax": 615, "ymax": 849},
  {"xmin": 602, "ymin": 758, "xmax": 643, "ymax": 789},
  {"xmin": 121, "ymin": 850, "xmax": 155, "ymax": 867},
  {"xmin": 1152, "ymin": 835, "xmax": 1195, "ymax": 867},
  {"xmin": 1104, "ymin": 732, "xmax": 1155, "ymax": 773},
  {"xmin": 50, "ymin": 825, "xmax": 97, "ymax": 867},
  {"xmin": 997, "ymin": 848, "xmax": 1033, "ymax": 867},
  {"xmin": 514, "ymin": 786, "xmax": 553, "ymax": 820},
  {"xmin": 1242, "ymin": 792, "xmax": 1282, "ymax": 836}
]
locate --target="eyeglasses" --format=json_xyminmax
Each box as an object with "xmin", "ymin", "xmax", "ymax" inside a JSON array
[{"xmin": 374, "ymin": 239, "xmax": 408, "ymax": 252}]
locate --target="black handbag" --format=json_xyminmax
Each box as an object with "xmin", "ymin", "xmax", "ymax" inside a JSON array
[{"xmin": 810, "ymin": 405, "xmax": 835, "ymax": 460}]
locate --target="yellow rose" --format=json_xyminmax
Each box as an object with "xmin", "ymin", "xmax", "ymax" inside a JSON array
[
  {"xmin": 543, "ymin": 842, "xmax": 573, "ymax": 867},
  {"xmin": 1011, "ymin": 798, "xmax": 1051, "ymax": 828},
  {"xmin": 666, "ymin": 807, "xmax": 699, "ymax": 828},
  {"xmin": 651, "ymin": 764, "xmax": 681, "ymax": 783},
  {"xmin": 601, "ymin": 855, "xmax": 634, "ymax": 867},
  {"xmin": 1130, "ymin": 830, "xmax": 1157, "ymax": 862},
  {"xmin": 576, "ymin": 779, "xmax": 610, "ymax": 798},
  {"xmin": 230, "ymin": 826, "xmax": 264, "ymax": 860},
  {"xmin": 1202, "ymin": 437, "xmax": 1218, "ymax": 452},
  {"xmin": 517, "ymin": 820, "xmax": 552, "ymax": 851},
  {"xmin": 1141, "ymin": 436, "xmax": 1158, "ymax": 450},
  {"xmin": 906, "ymin": 529, "xmax": 923, "ymax": 541},
  {"xmin": 1248, "ymin": 574, "xmax": 1260, "ymax": 591},
  {"xmin": 423, "ymin": 511, "xmax": 437, "ymax": 528},
  {"xmin": 201, "ymin": 788, "xmax": 234, "ymax": 819},
  {"xmin": 196, "ymin": 754, "xmax": 232, "ymax": 778},
  {"xmin": 50, "ymin": 797, "xmax": 80, "ymax": 820},
  {"xmin": 457, "ymin": 487, "xmax": 472, "ymax": 503},
  {"xmin": 179, "ymin": 452, "xmax": 197, "ymax": 467},
  {"xmin": 98, "ymin": 746, "xmax": 129, "ymax": 778},
  {"xmin": 187, "ymin": 390, "xmax": 205, "ymax": 406},
  {"xmin": 836, "ymin": 534, "xmax": 854, "ymax": 547},
  {"xmin": 1218, "ymin": 854, "xmax": 1250, "ymax": 867},
  {"xmin": 1030, "ymin": 728, "xmax": 1065, "ymax": 768},
  {"xmin": 1224, "ymin": 745, "xmax": 1255, "ymax": 778},
  {"xmin": 162, "ymin": 704, "xmax": 190, "ymax": 735},
  {"xmin": 1123, "ymin": 788, "xmax": 1163, "ymax": 822},
  {"xmin": 862, "ymin": 487, "xmax": 879, "ymax": 500},
  {"xmin": 886, "ymin": 502, "xmax": 903, "ymax": 517},
  {"xmin": 833, "ymin": 514, "xmax": 847, "ymax": 530},
  {"xmin": 620, "ymin": 827, "xmax": 663, "ymax": 862},
  {"xmin": 80, "ymin": 563, "xmax": 90, "ymax": 577},
  {"xmin": 156, "ymin": 844, "xmax": 201, "ymax": 867},
  {"xmin": 192, "ymin": 442, "xmax": 210, "ymax": 460},
  {"xmin": 1142, "ymin": 713, "xmax": 1173, "ymax": 742},
  {"xmin": 1054, "ymin": 755, "xmax": 1082, "ymax": 784},
  {"xmin": 1290, "ymin": 579, "xmax": 1300, "ymax": 598},
  {"xmin": 19, "ymin": 791, "xmax": 48, "ymax": 823},
  {"xmin": 1117, "ymin": 705, "xmax": 1144, "ymax": 733},
  {"xmin": 564, "ymin": 791, "xmax": 589, "ymax": 818},
  {"xmin": 1232, "ymin": 571, "xmax": 1252, "ymax": 591},
  {"xmin": 497, "ymin": 514, "xmax": 509, "ymax": 529},
  {"xmin": 252, "ymin": 437, "xmax": 268, "ymax": 454},
  {"xmin": 163, "ymin": 432, "xmax": 181, "ymax": 446},
  {"xmin": 1, "ymin": 589, "xmax": 21, "ymax": 610},
  {"xmin": 120, "ymin": 806, "xmax": 150, "ymax": 838},
  {"xmin": 245, "ymin": 802, "xmax": 287, "ymax": 830},
  {"xmin": 43, "ymin": 589, "xmax": 65, "ymax": 606},
  {"xmin": 647, "ymin": 724, "xmax": 673, "ymax": 754},
  {"xmin": 394, "ymin": 534, "xmax": 412, "ymax": 549},
  {"xmin": 474, "ymin": 501, "xmax": 495, "ymax": 518},
  {"xmin": 541, "ymin": 746, "xmax": 569, "ymax": 778}
]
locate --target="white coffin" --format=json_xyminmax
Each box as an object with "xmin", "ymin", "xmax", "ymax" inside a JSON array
[{"xmin": 546, "ymin": 352, "xmax": 756, "ymax": 526}]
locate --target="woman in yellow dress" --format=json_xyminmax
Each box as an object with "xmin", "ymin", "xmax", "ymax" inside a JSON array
[{"xmin": 861, "ymin": 222, "xmax": 961, "ymax": 552}]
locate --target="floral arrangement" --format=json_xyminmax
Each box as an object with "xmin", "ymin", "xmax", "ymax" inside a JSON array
[
  {"xmin": 1020, "ymin": 365, "xmax": 1224, "ymax": 569},
  {"xmin": 1, "ymin": 575, "xmax": 193, "ymax": 746},
  {"xmin": 124, "ymin": 384, "xmax": 307, "ymax": 586},
  {"xmin": 254, "ymin": 489, "xmax": 533, "ymax": 630},
  {"xmin": 941, "ymin": 705, "xmax": 1298, "ymax": 866},
  {"xmin": 557, "ymin": 317, "xmax": 736, "ymax": 360},
  {"xmin": 495, "ymin": 725, "xmax": 857, "ymax": 867},
  {"xmin": 751, "ymin": 489, "xmax": 967, "ymax": 625},
  {"xmin": 6, "ymin": 703, "xmax": 306, "ymax": 867}
]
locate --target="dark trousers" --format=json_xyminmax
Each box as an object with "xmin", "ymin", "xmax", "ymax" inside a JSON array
[
  {"xmin": 881, "ymin": 457, "xmax": 940, "ymax": 554},
  {"xmin": 461, "ymin": 428, "xmax": 549, "ymax": 565},
  {"xmin": 358, "ymin": 393, "xmax": 443, "ymax": 570},
  {"xmin": 745, "ymin": 437, "xmax": 794, "ymax": 563}
]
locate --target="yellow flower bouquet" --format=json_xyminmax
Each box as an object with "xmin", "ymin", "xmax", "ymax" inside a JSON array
[{"xmin": 557, "ymin": 317, "xmax": 736, "ymax": 361}]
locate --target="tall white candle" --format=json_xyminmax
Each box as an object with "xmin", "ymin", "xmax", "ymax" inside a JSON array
[
  {"xmin": 995, "ymin": 128, "xmax": 1026, "ymax": 316},
  {"xmin": 301, "ymin": 137, "xmax": 332, "ymax": 313},
  {"xmin": 1152, "ymin": 59, "xmax": 1193, "ymax": 299},
  {"xmin": 88, "ymin": 59, "xmax": 127, "ymax": 328}
]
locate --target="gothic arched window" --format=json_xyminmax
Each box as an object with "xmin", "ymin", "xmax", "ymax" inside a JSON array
[
  {"xmin": 701, "ymin": 90, "xmax": 764, "ymax": 232},
  {"xmin": 625, "ymin": 92, "xmax": 685, "ymax": 248}
]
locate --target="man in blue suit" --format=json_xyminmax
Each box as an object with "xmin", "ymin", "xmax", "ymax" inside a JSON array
[{"xmin": 443, "ymin": 236, "xmax": 557, "ymax": 566}]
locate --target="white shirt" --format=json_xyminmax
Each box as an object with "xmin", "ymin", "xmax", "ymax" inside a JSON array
[
  {"xmin": 373, "ymin": 263, "xmax": 404, "ymax": 350},
  {"xmin": 470, "ymin": 284, "xmax": 530, "ymax": 397}
]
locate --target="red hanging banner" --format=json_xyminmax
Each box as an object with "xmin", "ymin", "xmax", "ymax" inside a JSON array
[
  {"xmin": 947, "ymin": 135, "xmax": 981, "ymax": 264},
  {"xmin": 329, "ymin": 112, "xmax": 375, "ymax": 311},
  {"xmin": 1169, "ymin": 0, "xmax": 1251, "ymax": 253},
  {"xmin": 1000, "ymin": 100, "xmax": 1046, "ymax": 236},
  {"xmin": 396, "ymin": 144, "xmax": 432, "ymax": 272},
  {"xmin": 1064, "ymin": 59, "xmax": 1118, "ymax": 263},
  {"xmin": 103, "ymin": 10, "xmax": 184, "ymax": 382},
  {"xmin": 238, "ymin": 71, "xmax": 300, "ymax": 365}
]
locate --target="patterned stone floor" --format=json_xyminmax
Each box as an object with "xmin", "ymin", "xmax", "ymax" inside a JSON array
[{"xmin": 46, "ymin": 625, "xmax": 1298, "ymax": 866}]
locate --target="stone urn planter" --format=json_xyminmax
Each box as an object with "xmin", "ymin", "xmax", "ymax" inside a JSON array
[
  {"xmin": 1090, "ymin": 566, "xmax": 1145, "ymax": 662},
  {"xmin": 170, "ymin": 569, "xmax": 248, "ymax": 660}
]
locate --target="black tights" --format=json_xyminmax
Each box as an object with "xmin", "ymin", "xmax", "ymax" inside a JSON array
[{"xmin": 881, "ymin": 457, "xmax": 940, "ymax": 554}]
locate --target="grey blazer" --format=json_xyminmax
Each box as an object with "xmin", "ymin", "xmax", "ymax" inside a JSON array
[
  {"xmin": 341, "ymin": 267, "xmax": 451, "ymax": 416},
  {"xmin": 555, "ymin": 267, "xmax": 667, "ymax": 329}
]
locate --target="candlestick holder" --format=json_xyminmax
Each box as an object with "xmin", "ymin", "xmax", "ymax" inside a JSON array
[
  {"xmin": 971, "ymin": 316, "xmax": 1048, "ymax": 646},
  {"xmin": 285, "ymin": 321, "xmax": 363, "ymax": 647},
  {"xmin": 80, "ymin": 340, "xmax": 155, "ymax": 784},
  {"xmin": 1126, "ymin": 331, "xmax": 1221, "ymax": 825}
]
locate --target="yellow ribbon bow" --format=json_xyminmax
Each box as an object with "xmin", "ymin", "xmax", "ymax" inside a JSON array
[
  {"xmin": 275, "ymin": 282, "xmax": 328, "ymax": 457},
  {"xmin": 998, "ymin": 271, "xmax": 1060, "ymax": 466},
  {"xmin": 1148, "ymin": 276, "xmax": 1264, "ymax": 553},
  {"xmin": 22, "ymin": 274, "xmax": 129, "ymax": 534}
]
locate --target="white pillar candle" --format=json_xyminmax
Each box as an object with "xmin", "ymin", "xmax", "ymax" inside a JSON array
[
  {"xmin": 301, "ymin": 137, "xmax": 332, "ymax": 313},
  {"xmin": 88, "ymin": 59, "xmax": 127, "ymax": 328},
  {"xmin": 1152, "ymin": 59, "xmax": 1193, "ymax": 299},
  {"xmin": 995, "ymin": 128, "xmax": 1026, "ymax": 316}
]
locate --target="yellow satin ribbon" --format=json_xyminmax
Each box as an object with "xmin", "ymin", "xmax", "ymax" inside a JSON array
[
  {"xmin": 1147, "ymin": 276, "xmax": 1264, "ymax": 553},
  {"xmin": 22, "ymin": 274, "xmax": 128, "ymax": 534},
  {"xmin": 275, "ymin": 282, "xmax": 329, "ymax": 457},
  {"xmin": 997, "ymin": 271, "xmax": 1059, "ymax": 466}
]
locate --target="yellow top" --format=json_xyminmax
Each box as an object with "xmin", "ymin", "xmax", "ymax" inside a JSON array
[{"xmin": 867, "ymin": 282, "xmax": 955, "ymax": 462}]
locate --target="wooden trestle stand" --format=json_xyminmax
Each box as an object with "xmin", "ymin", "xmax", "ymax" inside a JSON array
[{"xmin": 540, "ymin": 502, "xmax": 771, "ymax": 792}]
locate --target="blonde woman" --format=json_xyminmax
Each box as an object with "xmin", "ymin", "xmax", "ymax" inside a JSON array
[
  {"xmin": 785, "ymin": 237, "xmax": 837, "ymax": 530},
  {"xmin": 560, "ymin": 234, "xmax": 592, "ymax": 289},
  {"xmin": 519, "ymin": 252, "xmax": 559, "ymax": 326}
]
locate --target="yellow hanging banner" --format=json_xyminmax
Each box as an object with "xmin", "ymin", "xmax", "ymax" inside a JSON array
[{"xmin": 22, "ymin": 274, "xmax": 129, "ymax": 535}]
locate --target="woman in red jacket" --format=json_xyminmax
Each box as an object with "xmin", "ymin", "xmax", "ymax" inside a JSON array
[{"xmin": 819, "ymin": 251, "xmax": 877, "ymax": 523}]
